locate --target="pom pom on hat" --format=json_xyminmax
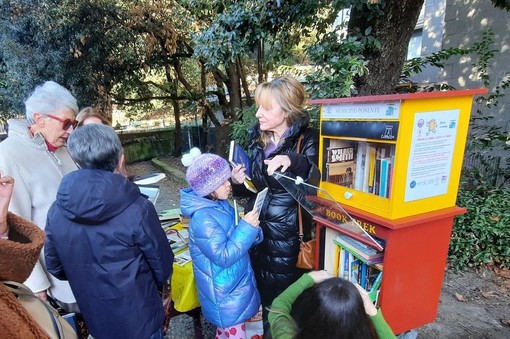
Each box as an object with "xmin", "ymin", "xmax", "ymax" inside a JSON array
[
  {"xmin": 186, "ymin": 153, "xmax": 231, "ymax": 197},
  {"xmin": 181, "ymin": 147, "xmax": 202, "ymax": 167}
]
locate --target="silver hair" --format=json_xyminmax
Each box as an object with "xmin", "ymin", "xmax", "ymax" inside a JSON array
[
  {"xmin": 67, "ymin": 124, "xmax": 123, "ymax": 172},
  {"xmin": 24, "ymin": 81, "xmax": 79, "ymax": 123}
]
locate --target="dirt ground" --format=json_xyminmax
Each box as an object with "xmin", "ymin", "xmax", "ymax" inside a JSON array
[
  {"xmin": 128, "ymin": 159, "xmax": 510, "ymax": 339},
  {"xmin": 416, "ymin": 266, "xmax": 510, "ymax": 338}
]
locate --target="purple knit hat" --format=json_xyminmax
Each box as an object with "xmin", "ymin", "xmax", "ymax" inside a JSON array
[{"xmin": 186, "ymin": 153, "xmax": 231, "ymax": 197}]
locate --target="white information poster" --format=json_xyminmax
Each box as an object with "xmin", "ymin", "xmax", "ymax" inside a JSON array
[{"xmin": 404, "ymin": 109, "xmax": 460, "ymax": 202}]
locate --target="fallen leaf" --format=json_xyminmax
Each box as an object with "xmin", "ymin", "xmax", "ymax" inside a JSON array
[
  {"xmin": 494, "ymin": 267, "xmax": 510, "ymax": 279},
  {"xmin": 501, "ymin": 319, "xmax": 510, "ymax": 326},
  {"xmin": 480, "ymin": 291, "xmax": 496, "ymax": 298},
  {"xmin": 455, "ymin": 293, "xmax": 466, "ymax": 302}
]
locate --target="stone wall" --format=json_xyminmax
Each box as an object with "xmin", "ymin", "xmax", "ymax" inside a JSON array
[{"xmin": 118, "ymin": 129, "xmax": 175, "ymax": 164}]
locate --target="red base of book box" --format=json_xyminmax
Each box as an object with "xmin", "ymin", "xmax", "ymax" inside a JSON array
[{"xmin": 314, "ymin": 204, "xmax": 466, "ymax": 334}]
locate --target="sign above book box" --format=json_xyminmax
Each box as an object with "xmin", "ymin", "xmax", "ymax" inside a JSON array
[{"xmin": 311, "ymin": 89, "xmax": 488, "ymax": 220}]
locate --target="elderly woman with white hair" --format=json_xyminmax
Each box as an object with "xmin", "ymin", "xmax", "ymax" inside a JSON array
[{"xmin": 0, "ymin": 81, "xmax": 79, "ymax": 311}]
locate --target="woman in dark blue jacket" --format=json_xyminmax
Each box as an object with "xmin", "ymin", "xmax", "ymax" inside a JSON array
[
  {"xmin": 45, "ymin": 124, "xmax": 173, "ymax": 339},
  {"xmin": 232, "ymin": 77, "xmax": 321, "ymax": 322}
]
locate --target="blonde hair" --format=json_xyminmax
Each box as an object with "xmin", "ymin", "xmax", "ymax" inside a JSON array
[
  {"xmin": 254, "ymin": 77, "xmax": 307, "ymax": 147},
  {"xmin": 76, "ymin": 106, "xmax": 109, "ymax": 127}
]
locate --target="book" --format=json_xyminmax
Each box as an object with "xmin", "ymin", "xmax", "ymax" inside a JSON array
[
  {"xmin": 334, "ymin": 234, "xmax": 384, "ymax": 264},
  {"xmin": 370, "ymin": 270, "xmax": 383, "ymax": 292},
  {"xmin": 350, "ymin": 258, "xmax": 361, "ymax": 284},
  {"xmin": 138, "ymin": 184, "xmax": 160, "ymax": 205},
  {"xmin": 133, "ymin": 172, "xmax": 166, "ymax": 185},
  {"xmin": 379, "ymin": 158, "xmax": 391, "ymax": 198},
  {"xmin": 174, "ymin": 249, "xmax": 192, "ymax": 266},
  {"xmin": 324, "ymin": 227, "xmax": 341, "ymax": 275},
  {"xmin": 229, "ymin": 140, "xmax": 252, "ymax": 180},
  {"xmin": 341, "ymin": 250, "xmax": 351, "ymax": 280},
  {"xmin": 228, "ymin": 140, "xmax": 257, "ymax": 193},
  {"xmin": 367, "ymin": 145, "xmax": 377, "ymax": 193},
  {"xmin": 354, "ymin": 141, "xmax": 367, "ymax": 191},
  {"xmin": 166, "ymin": 229, "xmax": 189, "ymax": 253},
  {"xmin": 325, "ymin": 142, "xmax": 356, "ymax": 188},
  {"xmin": 362, "ymin": 143, "xmax": 371, "ymax": 192},
  {"xmin": 233, "ymin": 199, "xmax": 239, "ymax": 225},
  {"xmin": 253, "ymin": 187, "xmax": 268, "ymax": 213},
  {"xmin": 158, "ymin": 208, "xmax": 181, "ymax": 221}
]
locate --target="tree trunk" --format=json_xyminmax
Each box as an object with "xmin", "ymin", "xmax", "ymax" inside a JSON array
[
  {"xmin": 257, "ymin": 39, "xmax": 265, "ymax": 83},
  {"xmin": 165, "ymin": 64, "xmax": 182, "ymax": 155},
  {"xmin": 349, "ymin": 0, "xmax": 424, "ymax": 95},
  {"xmin": 225, "ymin": 62, "xmax": 242, "ymax": 118},
  {"xmin": 237, "ymin": 56, "xmax": 253, "ymax": 108}
]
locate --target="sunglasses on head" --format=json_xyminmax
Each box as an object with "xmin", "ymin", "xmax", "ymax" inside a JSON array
[{"xmin": 46, "ymin": 114, "xmax": 79, "ymax": 130}]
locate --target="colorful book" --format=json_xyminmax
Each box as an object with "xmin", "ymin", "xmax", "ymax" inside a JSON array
[
  {"xmin": 379, "ymin": 158, "xmax": 391, "ymax": 198},
  {"xmin": 326, "ymin": 143, "xmax": 356, "ymax": 188}
]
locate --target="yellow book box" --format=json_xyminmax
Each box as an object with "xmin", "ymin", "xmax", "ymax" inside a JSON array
[{"xmin": 310, "ymin": 89, "xmax": 488, "ymax": 220}]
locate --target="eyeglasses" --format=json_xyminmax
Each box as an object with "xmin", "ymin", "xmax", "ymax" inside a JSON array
[{"xmin": 46, "ymin": 114, "xmax": 79, "ymax": 130}]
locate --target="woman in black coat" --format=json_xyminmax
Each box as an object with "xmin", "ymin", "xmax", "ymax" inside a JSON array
[{"xmin": 232, "ymin": 77, "xmax": 321, "ymax": 323}]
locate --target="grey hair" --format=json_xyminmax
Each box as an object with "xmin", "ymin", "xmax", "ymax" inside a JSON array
[
  {"xmin": 24, "ymin": 81, "xmax": 79, "ymax": 123},
  {"xmin": 67, "ymin": 124, "xmax": 123, "ymax": 172}
]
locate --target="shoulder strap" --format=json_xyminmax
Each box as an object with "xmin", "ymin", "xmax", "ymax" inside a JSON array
[
  {"xmin": 296, "ymin": 133, "xmax": 304, "ymax": 154},
  {"xmin": 296, "ymin": 133, "xmax": 304, "ymax": 239}
]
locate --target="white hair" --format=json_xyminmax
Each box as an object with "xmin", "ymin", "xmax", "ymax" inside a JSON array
[{"xmin": 24, "ymin": 81, "xmax": 78, "ymax": 123}]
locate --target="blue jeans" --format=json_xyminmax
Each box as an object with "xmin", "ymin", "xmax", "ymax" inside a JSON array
[{"xmin": 147, "ymin": 328, "xmax": 164, "ymax": 339}]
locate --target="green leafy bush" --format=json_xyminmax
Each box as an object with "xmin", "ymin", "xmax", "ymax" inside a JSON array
[
  {"xmin": 450, "ymin": 183, "xmax": 510, "ymax": 269},
  {"xmin": 230, "ymin": 105, "xmax": 258, "ymax": 150}
]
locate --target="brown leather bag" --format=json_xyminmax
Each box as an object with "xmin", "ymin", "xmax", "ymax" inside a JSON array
[
  {"xmin": 296, "ymin": 206, "xmax": 316, "ymax": 269},
  {"xmin": 295, "ymin": 133, "xmax": 315, "ymax": 269}
]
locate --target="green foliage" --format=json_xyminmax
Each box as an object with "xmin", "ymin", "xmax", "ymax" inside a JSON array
[
  {"xmin": 230, "ymin": 104, "xmax": 258, "ymax": 149},
  {"xmin": 306, "ymin": 30, "xmax": 369, "ymax": 98},
  {"xmin": 449, "ymin": 186, "xmax": 510, "ymax": 269}
]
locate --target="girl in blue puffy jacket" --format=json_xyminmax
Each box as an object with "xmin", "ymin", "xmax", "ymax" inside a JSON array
[{"xmin": 180, "ymin": 150, "xmax": 263, "ymax": 339}]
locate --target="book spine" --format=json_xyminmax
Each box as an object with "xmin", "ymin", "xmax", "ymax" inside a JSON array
[
  {"xmin": 354, "ymin": 141, "xmax": 367, "ymax": 191},
  {"xmin": 367, "ymin": 145, "xmax": 377, "ymax": 193},
  {"xmin": 334, "ymin": 244, "xmax": 341, "ymax": 277},
  {"xmin": 342, "ymin": 250, "xmax": 350, "ymax": 280},
  {"xmin": 379, "ymin": 158, "xmax": 389, "ymax": 197}
]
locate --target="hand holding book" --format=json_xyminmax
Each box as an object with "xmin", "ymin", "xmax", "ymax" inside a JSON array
[
  {"xmin": 354, "ymin": 283, "xmax": 378, "ymax": 316},
  {"xmin": 242, "ymin": 209, "xmax": 260, "ymax": 228}
]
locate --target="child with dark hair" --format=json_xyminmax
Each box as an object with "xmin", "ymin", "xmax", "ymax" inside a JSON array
[
  {"xmin": 269, "ymin": 270, "xmax": 396, "ymax": 339},
  {"xmin": 180, "ymin": 149, "xmax": 263, "ymax": 339}
]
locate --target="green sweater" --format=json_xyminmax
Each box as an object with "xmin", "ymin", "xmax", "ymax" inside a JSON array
[{"xmin": 268, "ymin": 274, "xmax": 397, "ymax": 339}]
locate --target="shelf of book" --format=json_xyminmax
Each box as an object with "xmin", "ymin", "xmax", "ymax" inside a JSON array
[{"xmin": 311, "ymin": 89, "xmax": 487, "ymax": 220}]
